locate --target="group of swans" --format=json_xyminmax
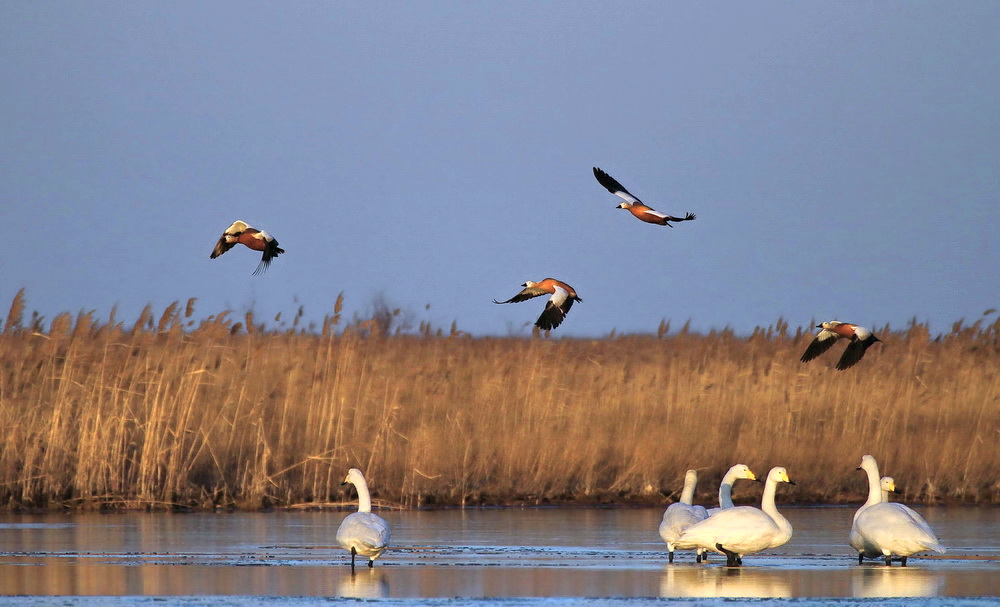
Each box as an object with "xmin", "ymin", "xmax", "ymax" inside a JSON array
[
  {"xmin": 666, "ymin": 466, "xmax": 796, "ymax": 567},
  {"xmin": 659, "ymin": 464, "xmax": 758, "ymax": 563},
  {"xmin": 849, "ymin": 455, "xmax": 944, "ymax": 566},
  {"xmin": 660, "ymin": 456, "xmax": 943, "ymax": 567},
  {"xmin": 336, "ymin": 456, "xmax": 943, "ymax": 571}
]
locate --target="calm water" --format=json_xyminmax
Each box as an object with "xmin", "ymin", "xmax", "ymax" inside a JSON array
[{"xmin": 0, "ymin": 506, "xmax": 997, "ymax": 599}]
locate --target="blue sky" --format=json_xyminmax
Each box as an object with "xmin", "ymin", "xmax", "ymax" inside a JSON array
[{"xmin": 2, "ymin": 2, "xmax": 998, "ymax": 337}]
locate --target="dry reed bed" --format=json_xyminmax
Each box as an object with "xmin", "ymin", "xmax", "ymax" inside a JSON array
[{"xmin": 1, "ymin": 293, "xmax": 998, "ymax": 510}]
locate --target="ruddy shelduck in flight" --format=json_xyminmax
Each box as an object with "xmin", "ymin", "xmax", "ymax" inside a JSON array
[
  {"xmin": 593, "ymin": 167, "xmax": 696, "ymax": 227},
  {"xmin": 800, "ymin": 321, "xmax": 881, "ymax": 370},
  {"xmin": 210, "ymin": 220, "xmax": 285, "ymax": 276},
  {"xmin": 493, "ymin": 278, "xmax": 582, "ymax": 331}
]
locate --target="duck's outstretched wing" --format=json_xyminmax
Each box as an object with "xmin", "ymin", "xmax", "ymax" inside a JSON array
[
  {"xmin": 800, "ymin": 329, "xmax": 839, "ymax": 363},
  {"xmin": 493, "ymin": 286, "xmax": 549, "ymax": 305},
  {"xmin": 593, "ymin": 167, "xmax": 642, "ymax": 204}
]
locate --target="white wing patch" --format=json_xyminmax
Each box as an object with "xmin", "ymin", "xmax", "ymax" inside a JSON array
[
  {"xmin": 815, "ymin": 329, "xmax": 838, "ymax": 342},
  {"xmin": 225, "ymin": 220, "xmax": 249, "ymax": 235},
  {"xmin": 549, "ymin": 286, "xmax": 569, "ymax": 307},
  {"xmin": 613, "ymin": 190, "xmax": 640, "ymax": 205}
]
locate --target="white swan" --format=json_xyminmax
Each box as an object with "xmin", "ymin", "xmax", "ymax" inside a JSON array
[
  {"xmin": 880, "ymin": 476, "xmax": 898, "ymax": 503},
  {"xmin": 705, "ymin": 464, "xmax": 759, "ymax": 516},
  {"xmin": 678, "ymin": 466, "xmax": 795, "ymax": 567},
  {"xmin": 659, "ymin": 469, "xmax": 709, "ymax": 563},
  {"xmin": 336, "ymin": 468, "xmax": 391, "ymax": 571},
  {"xmin": 849, "ymin": 455, "xmax": 944, "ymax": 566}
]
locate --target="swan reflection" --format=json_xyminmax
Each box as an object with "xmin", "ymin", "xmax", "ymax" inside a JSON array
[
  {"xmin": 660, "ymin": 566, "xmax": 791, "ymax": 598},
  {"xmin": 336, "ymin": 568, "xmax": 389, "ymax": 598},
  {"xmin": 852, "ymin": 565, "xmax": 944, "ymax": 597}
]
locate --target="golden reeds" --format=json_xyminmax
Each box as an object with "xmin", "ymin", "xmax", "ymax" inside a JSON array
[{"xmin": 0, "ymin": 294, "xmax": 998, "ymax": 511}]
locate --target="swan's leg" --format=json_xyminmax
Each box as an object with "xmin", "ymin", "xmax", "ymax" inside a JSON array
[
  {"xmin": 716, "ymin": 543, "xmax": 741, "ymax": 567},
  {"xmin": 668, "ymin": 550, "xmax": 674, "ymax": 563},
  {"xmin": 884, "ymin": 554, "xmax": 892, "ymax": 567},
  {"xmin": 857, "ymin": 553, "xmax": 863, "ymax": 565},
  {"xmin": 701, "ymin": 551, "xmax": 708, "ymax": 562},
  {"xmin": 695, "ymin": 552, "xmax": 702, "ymax": 563},
  {"xmin": 368, "ymin": 558, "xmax": 375, "ymax": 568},
  {"xmin": 900, "ymin": 557, "xmax": 907, "ymax": 567},
  {"xmin": 350, "ymin": 546, "xmax": 357, "ymax": 572}
]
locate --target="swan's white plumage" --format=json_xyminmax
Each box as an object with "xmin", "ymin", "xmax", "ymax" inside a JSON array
[
  {"xmin": 659, "ymin": 469, "xmax": 709, "ymax": 561},
  {"xmin": 336, "ymin": 468, "xmax": 390, "ymax": 567},
  {"xmin": 880, "ymin": 476, "xmax": 896, "ymax": 503},
  {"xmin": 678, "ymin": 466, "xmax": 794, "ymax": 564},
  {"xmin": 849, "ymin": 455, "xmax": 943, "ymax": 564}
]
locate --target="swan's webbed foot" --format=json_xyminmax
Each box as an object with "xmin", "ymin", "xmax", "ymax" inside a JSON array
[{"xmin": 716, "ymin": 543, "xmax": 741, "ymax": 567}]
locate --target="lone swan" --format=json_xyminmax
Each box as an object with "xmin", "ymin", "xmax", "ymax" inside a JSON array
[{"xmin": 336, "ymin": 468, "xmax": 391, "ymax": 571}]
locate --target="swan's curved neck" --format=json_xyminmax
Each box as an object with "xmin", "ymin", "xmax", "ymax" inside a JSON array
[
  {"xmin": 718, "ymin": 471, "xmax": 737, "ymax": 508},
  {"xmin": 863, "ymin": 464, "xmax": 881, "ymax": 508},
  {"xmin": 681, "ymin": 476, "xmax": 696, "ymax": 505},
  {"xmin": 760, "ymin": 477, "xmax": 792, "ymax": 539},
  {"xmin": 353, "ymin": 478, "xmax": 372, "ymax": 513}
]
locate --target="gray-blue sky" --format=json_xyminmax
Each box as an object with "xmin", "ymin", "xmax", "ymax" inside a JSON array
[{"xmin": 2, "ymin": 2, "xmax": 998, "ymax": 336}]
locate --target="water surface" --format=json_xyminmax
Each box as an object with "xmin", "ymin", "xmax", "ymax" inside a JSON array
[{"xmin": 0, "ymin": 506, "xmax": 996, "ymax": 599}]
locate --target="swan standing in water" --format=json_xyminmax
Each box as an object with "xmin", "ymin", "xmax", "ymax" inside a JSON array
[
  {"xmin": 678, "ymin": 466, "xmax": 795, "ymax": 567},
  {"xmin": 659, "ymin": 469, "xmax": 709, "ymax": 563},
  {"xmin": 850, "ymin": 455, "xmax": 944, "ymax": 566},
  {"xmin": 336, "ymin": 468, "xmax": 391, "ymax": 571}
]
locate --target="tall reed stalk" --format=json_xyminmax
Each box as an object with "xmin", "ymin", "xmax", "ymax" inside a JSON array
[{"xmin": 1, "ymin": 294, "xmax": 997, "ymax": 510}]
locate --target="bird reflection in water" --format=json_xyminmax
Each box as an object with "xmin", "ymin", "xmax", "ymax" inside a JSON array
[
  {"xmin": 852, "ymin": 566, "xmax": 944, "ymax": 598},
  {"xmin": 660, "ymin": 566, "xmax": 791, "ymax": 598},
  {"xmin": 336, "ymin": 568, "xmax": 389, "ymax": 599}
]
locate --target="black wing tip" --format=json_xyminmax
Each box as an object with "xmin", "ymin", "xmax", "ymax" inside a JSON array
[{"xmin": 535, "ymin": 302, "xmax": 569, "ymax": 331}]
